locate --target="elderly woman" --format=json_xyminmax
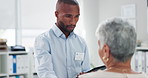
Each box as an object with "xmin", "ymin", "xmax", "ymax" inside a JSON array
[{"xmin": 79, "ymin": 17, "xmax": 148, "ymax": 78}]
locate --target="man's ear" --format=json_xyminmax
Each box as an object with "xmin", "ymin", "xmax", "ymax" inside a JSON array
[
  {"xmin": 55, "ymin": 11, "xmax": 58, "ymax": 17},
  {"xmin": 102, "ymin": 44, "xmax": 110, "ymax": 57}
]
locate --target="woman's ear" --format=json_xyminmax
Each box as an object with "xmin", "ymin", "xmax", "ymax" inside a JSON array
[
  {"xmin": 98, "ymin": 40, "xmax": 100, "ymax": 46},
  {"xmin": 102, "ymin": 44, "xmax": 110, "ymax": 57}
]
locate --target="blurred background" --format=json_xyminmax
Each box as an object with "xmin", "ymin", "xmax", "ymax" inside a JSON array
[{"xmin": 0, "ymin": 0, "xmax": 148, "ymax": 78}]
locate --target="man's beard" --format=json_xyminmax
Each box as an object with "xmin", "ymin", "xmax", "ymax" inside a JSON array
[{"xmin": 58, "ymin": 21, "xmax": 75, "ymax": 33}]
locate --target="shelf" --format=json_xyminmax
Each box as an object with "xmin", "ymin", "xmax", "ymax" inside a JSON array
[
  {"xmin": 0, "ymin": 52, "xmax": 7, "ymax": 55},
  {"xmin": 0, "ymin": 73, "xmax": 7, "ymax": 77},
  {"xmin": 8, "ymin": 51, "xmax": 27, "ymax": 55},
  {"xmin": 0, "ymin": 51, "xmax": 32, "ymax": 78},
  {"xmin": 9, "ymin": 73, "xmax": 28, "ymax": 76},
  {"xmin": 136, "ymin": 47, "xmax": 148, "ymax": 51},
  {"xmin": 0, "ymin": 51, "xmax": 27, "ymax": 55}
]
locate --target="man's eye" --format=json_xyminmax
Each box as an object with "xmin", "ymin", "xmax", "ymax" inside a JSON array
[
  {"xmin": 75, "ymin": 15, "xmax": 79, "ymax": 18},
  {"xmin": 76, "ymin": 15, "xmax": 80, "ymax": 18},
  {"xmin": 65, "ymin": 15, "xmax": 71, "ymax": 18}
]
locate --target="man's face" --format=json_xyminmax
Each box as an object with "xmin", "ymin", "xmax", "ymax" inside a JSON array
[{"xmin": 55, "ymin": 3, "xmax": 80, "ymax": 33}]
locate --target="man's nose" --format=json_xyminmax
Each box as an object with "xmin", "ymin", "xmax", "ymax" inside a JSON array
[{"xmin": 70, "ymin": 17, "xmax": 77, "ymax": 25}]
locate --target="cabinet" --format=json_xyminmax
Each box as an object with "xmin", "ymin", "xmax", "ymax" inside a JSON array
[
  {"xmin": 131, "ymin": 47, "xmax": 148, "ymax": 74},
  {"xmin": 29, "ymin": 51, "xmax": 39, "ymax": 78},
  {"xmin": 0, "ymin": 51, "xmax": 29, "ymax": 78}
]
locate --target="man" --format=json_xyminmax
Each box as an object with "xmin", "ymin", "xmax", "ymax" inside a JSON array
[{"xmin": 34, "ymin": 0, "xmax": 90, "ymax": 78}]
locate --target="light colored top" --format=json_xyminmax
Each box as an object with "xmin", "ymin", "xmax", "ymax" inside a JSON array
[
  {"xmin": 34, "ymin": 24, "xmax": 90, "ymax": 78},
  {"xmin": 79, "ymin": 70, "xmax": 148, "ymax": 78}
]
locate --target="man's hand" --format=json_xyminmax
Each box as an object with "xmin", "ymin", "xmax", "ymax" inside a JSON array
[{"xmin": 76, "ymin": 72, "xmax": 86, "ymax": 78}]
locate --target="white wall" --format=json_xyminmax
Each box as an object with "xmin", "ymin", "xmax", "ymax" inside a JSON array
[
  {"xmin": 21, "ymin": 0, "xmax": 57, "ymax": 29},
  {"xmin": 0, "ymin": 0, "xmax": 16, "ymax": 29},
  {"xmin": 98, "ymin": 0, "xmax": 148, "ymax": 41},
  {"xmin": 82, "ymin": 0, "xmax": 104, "ymax": 67},
  {"xmin": 82, "ymin": 0, "xmax": 147, "ymax": 67}
]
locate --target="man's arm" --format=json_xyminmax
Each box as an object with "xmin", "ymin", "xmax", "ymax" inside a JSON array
[
  {"xmin": 76, "ymin": 41, "xmax": 91, "ymax": 78},
  {"xmin": 34, "ymin": 35, "xmax": 57, "ymax": 78},
  {"xmin": 81, "ymin": 41, "xmax": 91, "ymax": 72}
]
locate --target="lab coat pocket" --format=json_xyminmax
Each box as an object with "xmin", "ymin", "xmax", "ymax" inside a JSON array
[
  {"xmin": 74, "ymin": 52, "xmax": 84, "ymax": 67},
  {"xmin": 75, "ymin": 52, "xmax": 84, "ymax": 61}
]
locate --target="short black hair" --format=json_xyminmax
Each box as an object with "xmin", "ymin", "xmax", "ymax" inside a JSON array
[{"xmin": 57, "ymin": 0, "xmax": 79, "ymax": 5}]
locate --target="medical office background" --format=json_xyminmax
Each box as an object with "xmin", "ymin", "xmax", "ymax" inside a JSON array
[{"xmin": 0, "ymin": 0, "xmax": 148, "ymax": 78}]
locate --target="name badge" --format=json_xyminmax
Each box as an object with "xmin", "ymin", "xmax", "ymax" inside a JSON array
[{"xmin": 75, "ymin": 52, "xmax": 84, "ymax": 61}]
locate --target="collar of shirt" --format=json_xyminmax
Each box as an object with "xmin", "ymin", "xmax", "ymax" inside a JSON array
[{"xmin": 52, "ymin": 24, "xmax": 76, "ymax": 39}]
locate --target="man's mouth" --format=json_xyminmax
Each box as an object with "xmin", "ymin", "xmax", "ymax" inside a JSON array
[{"xmin": 67, "ymin": 25, "xmax": 75, "ymax": 30}]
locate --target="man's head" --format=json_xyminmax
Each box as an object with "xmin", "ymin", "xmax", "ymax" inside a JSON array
[
  {"xmin": 55, "ymin": 0, "xmax": 80, "ymax": 36},
  {"xmin": 96, "ymin": 17, "xmax": 137, "ymax": 62}
]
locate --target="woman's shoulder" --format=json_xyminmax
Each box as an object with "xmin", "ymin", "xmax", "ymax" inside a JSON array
[
  {"xmin": 78, "ymin": 70, "xmax": 148, "ymax": 78},
  {"xmin": 126, "ymin": 72, "xmax": 148, "ymax": 78},
  {"xmin": 78, "ymin": 70, "xmax": 125, "ymax": 78}
]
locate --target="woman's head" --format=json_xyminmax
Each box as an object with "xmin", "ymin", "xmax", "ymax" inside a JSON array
[{"xmin": 96, "ymin": 17, "xmax": 137, "ymax": 63}]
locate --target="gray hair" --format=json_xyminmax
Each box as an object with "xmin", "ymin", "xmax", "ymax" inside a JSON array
[{"xmin": 96, "ymin": 17, "xmax": 137, "ymax": 62}]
